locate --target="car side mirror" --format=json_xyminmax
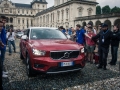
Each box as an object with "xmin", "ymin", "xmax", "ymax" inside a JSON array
[{"xmin": 21, "ymin": 35, "xmax": 27, "ymax": 40}]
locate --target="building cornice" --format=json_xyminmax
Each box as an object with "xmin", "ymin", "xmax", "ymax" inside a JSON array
[
  {"xmin": 0, "ymin": 14, "xmax": 35, "ymax": 18},
  {"xmin": 74, "ymin": 13, "xmax": 120, "ymax": 21}
]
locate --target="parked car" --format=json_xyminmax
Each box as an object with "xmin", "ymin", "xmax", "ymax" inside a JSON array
[
  {"xmin": 16, "ymin": 31, "xmax": 24, "ymax": 38},
  {"xmin": 19, "ymin": 27, "xmax": 85, "ymax": 77}
]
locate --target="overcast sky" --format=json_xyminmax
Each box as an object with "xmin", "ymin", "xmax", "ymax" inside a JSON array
[{"xmin": 11, "ymin": 0, "xmax": 120, "ymax": 8}]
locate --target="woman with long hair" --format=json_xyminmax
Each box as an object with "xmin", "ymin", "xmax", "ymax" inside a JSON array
[{"xmin": 7, "ymin": 28, "xmax": 16, "ymax": 55}]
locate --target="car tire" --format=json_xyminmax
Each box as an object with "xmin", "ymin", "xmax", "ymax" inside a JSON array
[
  {"xmin": 20, "ymin": 50, "xmax": 24, "ymax": 60},
  {"xmin": 26, "ymin": 54, "xmax": 36, "ymax": 77}
]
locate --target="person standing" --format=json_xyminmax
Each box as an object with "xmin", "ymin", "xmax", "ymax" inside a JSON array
[
  {"xmin": 0, "ymin": 21, "xmax": 5, "ymax": 90},
  {"xmin": 7, "ymin": 28, "xmax": 16, "ymax": 55},
  {"xmin": 109, "ymin": 25, "xmax": 120, "ymax": 65},
  {"xmin": 76, "ymin": 24, "xmax": 91, "ymax": 45},
  {"xmin": 85, "ymin": 27, "xmax": 96, "ymax": 63},
  {"xmin": 92, "ymin": 24, "xmax": 113, "ymax": 70},
  {"xmin": 0, "ymin": 16, "xmax": 8, "ymax": 77}
]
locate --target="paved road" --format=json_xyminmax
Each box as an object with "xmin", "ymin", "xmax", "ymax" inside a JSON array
[{"xmin": 2, "ymin": 39, "xmax": 120, "ymax": 90}]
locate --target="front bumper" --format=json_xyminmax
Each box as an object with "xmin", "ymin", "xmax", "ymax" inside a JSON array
[{"xmin": 31, "ymin": 54, "xmax": 85, "ymax": 74}]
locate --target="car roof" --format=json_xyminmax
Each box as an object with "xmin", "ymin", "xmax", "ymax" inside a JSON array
[{"xmin": 29, "ymin": 27, "xmax": 58, "ymax": 30}]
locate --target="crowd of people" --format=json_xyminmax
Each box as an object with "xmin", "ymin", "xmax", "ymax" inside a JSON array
[{"xmin": 58, "ymin": 22, "xmax": 120, "ymax": 70}]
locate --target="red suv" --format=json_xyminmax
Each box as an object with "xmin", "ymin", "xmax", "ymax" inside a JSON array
[{"xmin": 20, "ymin": 27, "xmax": 85, "ymax": 77}]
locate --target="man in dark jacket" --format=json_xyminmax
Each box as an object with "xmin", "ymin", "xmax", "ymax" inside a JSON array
[
  {"xmin": 92, "ymin": 24, "xmax": 113, "ymax": 70},
  {"xmin": 109, "ymin": 25, "xmax": 120, "ymax": 65}
]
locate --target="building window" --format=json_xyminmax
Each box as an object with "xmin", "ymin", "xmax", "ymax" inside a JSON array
[
  {"xmin": 31, "ymin": 19, "xmax": 33, "ymax": 26},
  {"xmin": 78, "ymin": 10, "xmax": 82, "ymax": 17},
  {"xmin": 66, "ymin": 11, "xmax": 68, "ymax": 19},
  {"xmin": 57, "ymin": 11, "xmax": 60, "ymax": 21},
  {"xmin": 53, "ymin": 13, "xmax": 54, "ymax": 22},
  {"xmin": 10, "ymin": 9, "xmax": 12, "ymax": 13},
  {"xmin": 88, "ymin": 10, "xmax": 92, "ymax": 16},
  {"xmin": 22, "ymin": 9, "xmax": 24, "ymax": 14},
  {"xmin": 27, "ymin": 10, "xmax": 28, "ymax": 14},
  {"xmin": 87, "ymin": 8, "xmax": 93, "ymax": 16},
  {"xmin": 18, "ymin": 9, "xmax": 20, "ymax": 13},
  {"xmin": 62, "ymin": 0, "xmax": 64, "ymax": 3},
  {"xmin": 18, "ymin": 19, "xmax": 20, "ymax": 24},
  {"xmin": 23, "ymin": 20, "xmax": 24, "ymax": 24},
  {"xmin": 61, "ymin": 10, "xmax": 64, "ymax": 20}
]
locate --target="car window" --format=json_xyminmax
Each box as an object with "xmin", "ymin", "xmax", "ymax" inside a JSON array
[{"xmin": 30, "ymin": 28, "xmax": 67, "ymax": 40}]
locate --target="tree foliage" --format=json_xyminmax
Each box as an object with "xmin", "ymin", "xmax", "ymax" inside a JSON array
[
  {"xmin": 102, "ymin": 5, "xmax": 111, "ymax": 14},
  {"xmin": 96, "ymin": 5, "xmax": 101, "ymax": 15},
  {"xmin": 111, "ymin": 6, "xmax": 120, "ymax": 13}
]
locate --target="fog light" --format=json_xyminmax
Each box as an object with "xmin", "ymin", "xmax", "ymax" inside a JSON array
[{"xmin": 34, "ymin": 64, "xmax": 45, "ymax": 68}]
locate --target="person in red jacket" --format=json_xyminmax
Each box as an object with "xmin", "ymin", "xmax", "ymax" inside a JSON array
[{"xmin": 86, "ymin": 27, "xmax": 96, "ymax": 63}]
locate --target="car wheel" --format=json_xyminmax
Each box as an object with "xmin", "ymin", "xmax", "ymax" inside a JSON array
[
  {"xmin": 20, "ymin": 50, "xmax": 24, "ymax": 59},
  {"xmin": 26, "ymin": 54, "xmax": 36, "ymax": 77}
]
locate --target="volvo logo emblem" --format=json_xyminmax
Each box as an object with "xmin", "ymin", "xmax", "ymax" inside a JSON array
[{"xmin": 64, "ymin": 52, "xmax": 70, "ymax": 58}]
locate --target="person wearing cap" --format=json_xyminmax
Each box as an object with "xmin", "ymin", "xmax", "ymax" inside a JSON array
[
  {"xmin": 92, "ymin": 23, "xmax": 113, "ymax": 70},
  {"xmin": 109, "ymin": 25, "xmax": 120, "ymax": 65}
]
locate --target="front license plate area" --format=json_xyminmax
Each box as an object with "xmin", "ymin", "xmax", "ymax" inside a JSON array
[{"xmin": 61, "ymin": 62, "xmax": 74, "ymax": 67}]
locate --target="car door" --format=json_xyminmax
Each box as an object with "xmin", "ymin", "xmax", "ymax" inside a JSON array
[{"xmin": 21, "ymin": 29, "xmax": 30, "ymax": 58}]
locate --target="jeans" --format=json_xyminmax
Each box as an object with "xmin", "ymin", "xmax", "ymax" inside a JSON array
[
  {"xmin": 99, "ymin": 47, "xmax": 109, "ymax": 67},
  {"xmin": 8, "ymin": 40, "xmax": 16, "ymax": 54},
  {"xmin": 111, "ymin": 46, "xmax": 118, "ymax": 64}
]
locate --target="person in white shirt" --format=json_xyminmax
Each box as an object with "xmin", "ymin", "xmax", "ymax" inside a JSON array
[{"xmin": 7, "ymin": 28, "xmax": 16, "ymax": 55}]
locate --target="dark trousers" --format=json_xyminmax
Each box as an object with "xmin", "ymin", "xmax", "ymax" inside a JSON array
[
  {"xmin": 99, "ymin": 47, "xmax": 109, "ymax": 67},
  {"xmin": 111, "ymin": 46, "xmax": 118, "ymax": 64},
  {"xmin": 0, "ymin": 57, "xmax": 3, "ymax": 90}
]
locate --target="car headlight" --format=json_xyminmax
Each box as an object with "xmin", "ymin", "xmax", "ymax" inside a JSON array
[
  {"xmin": 33, "ymin": 49, "xmax": 46, "ymax": 56},
  {"xmin": 81, "ymin": 48, "xmax": 84, "ymax": 53}
]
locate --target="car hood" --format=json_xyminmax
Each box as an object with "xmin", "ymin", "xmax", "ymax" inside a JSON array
[{"xmin": 29, "ymin": 39, "xmax": 83, "ymax": 51}]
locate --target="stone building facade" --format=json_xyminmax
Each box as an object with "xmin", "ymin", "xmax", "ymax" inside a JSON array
[
  {"xmin": 0, "ymin": 0, "xmax": 47, "ymax": 30},
  {"xmin": 0, "ymin": 0, "xmax": 98, "ymax": 30}
]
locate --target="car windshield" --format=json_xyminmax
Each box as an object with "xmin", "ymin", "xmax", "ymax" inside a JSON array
[{"xmin": 30, "ymin": 28, "xmax": 67, "ymax": 40}]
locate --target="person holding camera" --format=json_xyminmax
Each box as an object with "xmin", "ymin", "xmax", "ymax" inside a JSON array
[{"xmin": 7, "ymin": 28, "xmax": 16, "ymax": 55}]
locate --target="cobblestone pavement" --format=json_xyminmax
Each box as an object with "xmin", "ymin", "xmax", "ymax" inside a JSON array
[{"xmin": 2, "ymin": 39, "xmax": 120, "ymax": 90}]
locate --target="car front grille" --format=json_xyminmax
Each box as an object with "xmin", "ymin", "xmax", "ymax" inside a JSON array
[{"xmin": 50, "ymin": 50, "xmax": 80, "ymax": 60}]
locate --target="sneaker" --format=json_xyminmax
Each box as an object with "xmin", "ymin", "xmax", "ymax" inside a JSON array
[
  {"xmin": 3, "ymin": 71, "xmax": 8, "ymax": 75},
  {"xmin": 2, "ymin": 74, "xmax": 8, "ymax": 78}
]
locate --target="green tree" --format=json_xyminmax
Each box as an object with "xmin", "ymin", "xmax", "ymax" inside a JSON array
[
  {"xmin": 102, "ymin": 5, "xmax": 111, "ymax": 14},
  {"xmin": 96, "ymin": 5, "xmax": 101, "ymax": 14},
  {"xmin": 111, "ymin": 6, "xmax": 120, "ymax": 13}
]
